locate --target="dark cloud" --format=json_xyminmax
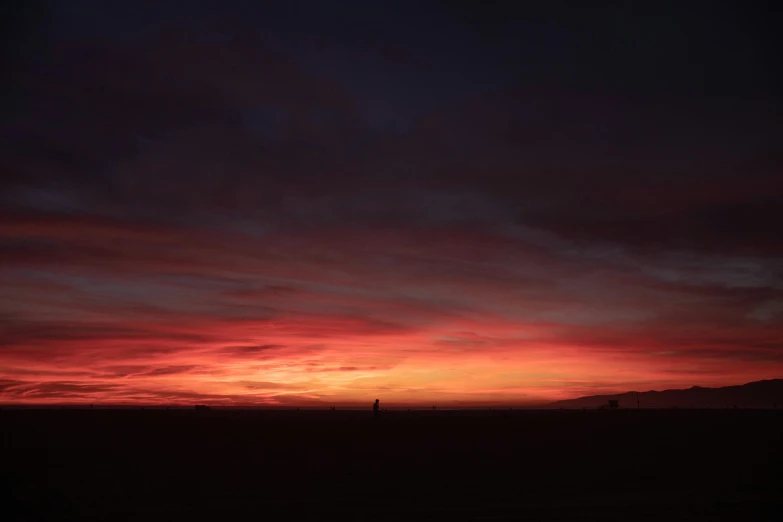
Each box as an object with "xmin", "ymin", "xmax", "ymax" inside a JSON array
[
  {"xmin": 224, "ymin": 345, "xmax": 287, "ymax": 354},
  {"xmin": 0, "ymin": 321, "xmax": 211, "ymax": 345},
  {"xmin": 134, "ymin": 365, "xmax": 200, "ymax": 377},
  {"xmin": 3, "ymin": 381, "xmax": 122, "ymax": 399},
  {"xmin": 241, "ymin": 381, "xmax": 295, "ymax": 390},
  {"xmin": 0, "ymin": 379, "xmax": 25, "ymax": 392},
  {"xmin": 306, "ymin": 366, "xmax": 387, "ymax": 373}
]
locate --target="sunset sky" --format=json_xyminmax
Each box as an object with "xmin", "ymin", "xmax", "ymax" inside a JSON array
[{"xmin": 2, "ymin": 1, "xmax": 781, "ymax": 406}]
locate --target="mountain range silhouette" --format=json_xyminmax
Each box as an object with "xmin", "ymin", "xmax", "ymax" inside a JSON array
[{"xmin": 548, "ymin": 379, "xmax": 783, "ymax": 409}]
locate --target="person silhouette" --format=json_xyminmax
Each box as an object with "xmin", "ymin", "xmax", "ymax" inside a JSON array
[{"xmin": 373, "ymin": 399, "xmax": 380, "ymax": 419}]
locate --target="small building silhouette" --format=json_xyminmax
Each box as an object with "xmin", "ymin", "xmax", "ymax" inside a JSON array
[
  {"xmin": 608, "ymin": 400, "xmax": 619, "ymax": 409},
  {"xmin": 195, "ymin": 404, "xmax": 211, "ymax": 411}
]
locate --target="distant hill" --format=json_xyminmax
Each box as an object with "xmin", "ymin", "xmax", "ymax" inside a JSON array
[{"xmin": 548, "ymin": 379, "xmax": 783, "ymax": 409}]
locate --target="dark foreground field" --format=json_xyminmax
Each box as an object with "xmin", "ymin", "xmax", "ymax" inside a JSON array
[{"xmin": 2, "ymin": 409, "xmax": 782, "ymax": 521}]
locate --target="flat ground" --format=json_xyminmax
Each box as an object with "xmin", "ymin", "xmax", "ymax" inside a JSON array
[{"xmin": 2, "ymin": 409, "xmax": 782, "ymax": 521}]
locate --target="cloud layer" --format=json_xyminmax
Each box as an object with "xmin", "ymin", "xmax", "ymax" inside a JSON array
[{"xmin": 2, "ymin": 1, "xmax": 781, "ymax": 405}]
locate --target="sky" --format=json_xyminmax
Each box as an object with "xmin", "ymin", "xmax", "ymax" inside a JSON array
[{"xmin": 1, "ymin": 1, "xmax": 782, "ymax": 406}]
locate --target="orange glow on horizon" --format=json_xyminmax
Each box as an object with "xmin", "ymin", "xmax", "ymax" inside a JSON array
[{"xmin": 1, "ymin": 218, "xmax": 781, "ymax": 406}]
